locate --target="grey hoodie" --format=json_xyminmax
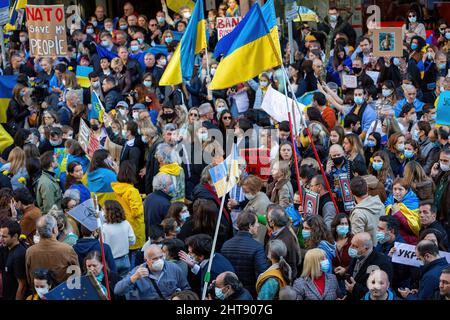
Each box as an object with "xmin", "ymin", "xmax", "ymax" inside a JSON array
[{"xmin": 350, "ymin": 195, "xmax": 384, "ymax": 246}]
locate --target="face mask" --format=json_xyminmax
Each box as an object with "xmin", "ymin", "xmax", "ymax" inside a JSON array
[
  {"xmin": 382, "ymin": 89, "xmax": 392, "ymax": 97},
  {"xmin": 175, "ymin": 226, "xmax": 181, "ymax": 234},
  {"xmin": 120, "ymin": 25, "xmax": 128, "ymax": 30},
  {"xmin": 50, "ymin": 140, "xmax": 61, "ymax": 146},
  {"xmin": 372, "ymin": 161, "xmax": 383, "ymax": 171},
  {"xmin": 165, "ymin": 37, "xmax": 173, "ymax": 44},
  {"xmin": 91, "ymin": 124, "xmax": 100, "ymax": 131},
  {"xmin": 332, "ymin": 156, "xmax": 345, "ymax": 166},
  {"xmin": 393, "ymin": 57, "xmax": 400, "ymax": 66},
  {"xmin": 216, "ymin": 107, "xmax": 226, "ymax": 115},
  {"xmin": 162, "ymin": 112, "xmax": 175, "ymax": 120},
  {"xmin": 348, "ymin": 247, "xmax": 360, "ymax": 258},
  {"xmin": 376, "ymin": 231, "xmax": 387, "ymax": 244},
  {"xmin": 210, "ymin": 68, "xmax": 216, "ymax": 76},
  {"xmin": 132, "ymin": 112, "xmax": 140, "ymax": 120},
  {"xmin": 411, "ymin": 43, "xmax": 418, "ymax": 50},
  {"xmin": 302, "ymin": 229, "xmax": 311, "ymax": 239},
  {"xmin": 412, "ymin": 130, "xmax": 420, "ymax": 141},
  {"xmin": 427, "ymin": 52, "xmax": 433, "ymax": 60},
  {"xmin": 404, "ymin": 149, "xmax": 414, "ymax": 159},
  {"xmin": 19, "ymin": 36, "xmax": 27, "ymax": 43},
  {"xmin": 396, "ymin": 143, "xmax": 405, "ymax": 152},
  {"xmin": 33, "ymin": 234, "xmax": 40, "ymax": 244},
  {"xmin": 440, "ymin": 161, "xmax": 450, "ymax": 172},
  {"xmin": 409, "ymin": 114, "xmax": 417, "ymax": 123},
  {"xmin": 131, "ymin": 45, "xmax": 139, "ymax": 52},
  {"xmin": 446, "ymin": 33, "xmax": 450, "ymax": 40},
  {"xmin": 86, "ymin": 28, "xmax": 94, "ymax": 34},
  {"xmin": 167, "ymin": 185, "xmax": 175, "ymax": 195},
  {"xmin": 336, "ymin": 225, "xmax": 349, "ymax": 237},
  {"xmin": 160, "ymin": 59, "xmax": 167, "ymax": 66},
  {"xmin": 439, "ymin": 28, "xmax": 445, "ymax": 34},
  {"xmin": 137, "ymin": 38, "xmax": 144, "ymax": 45},
  {"xmin": 354, "ymin": 96, "xmax": 364, "ymax": 105},
  {"xmin": 215, "ymin": 287, "xmax": 225, "ymax": 300},
  {"xmin": 366, "ymin": 140, "xmax": 376, "ymax": 148},
  {"xmin": 430, "ymin": 114, "xmax": 437, "ymax": 121},
  {"xmin": 119, "ymin": 109, "xmax": 127, "ymax": 116},
  {"xmin": 144, "ymin": 80, "xmax": 152, "ymax": 88},
  {"xmin": 352, "ymin": 67, "xmax": 362, "ymax": 74},
  {"xmin": 409, "ymin": 16, "xmax": 417, "ymax": 23},
  {"xmin": 92, "ymin": 81, "xmax": 100, "ymax": 89},
  {"xmin": 102, "ymin": 40, "xmax": 110, "ymax": 47},
  {"xmin": 320, "ymin": 259, "xmax": 330, "ymax": 272},
  {"xmin": 244, "ymin": 192, "xmax": 256, "ymax": 200},
  {"xmin": 157, "ymin": 17, "xmax": 165, "ymax": 24},
  {"xmin": 141, "ymin": 135, "xmax": 148, "ymax": 143},
  {"xmin": 329, "ymin": 15, "xmax": 337, "ymax": 22},
  {"xmin": 92, "ymin": 20, "xmax": 98, "ymax": 27},
  {"xmin": 198, "ymin": 132, "xmax": 208, "ymax": 141},
  {"xmin": 183, "ymin": 12, "xmax": 191, "ymax": 19},
  {"xmin": 152, "ymin": 259, "xmax": 164, "ymax": 272},
  {"xmin": 106, "ymin": 26, "xmax": 113, "ymax": 32},
  {"xmin": 35, "ymin": 287, "xmax": 49, "ymax": 298},
  {"xmin": 260, "ymin": 81, "xmax": 269, "ymax": 87},
  {"xmin": 438, "ymin": 63, "xmax": 447, "ymax": 70},
  {"xmin": 181, "ymin": 211, "xmax": 190, "ymax": 221}
]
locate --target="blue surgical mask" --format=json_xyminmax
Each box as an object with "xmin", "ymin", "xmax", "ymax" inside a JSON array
[
  {"xmin": 180, "ymin": 211, "xmax": 190, "ymax": 221},
  {"xmin": 348, "ymin": 247, "xmax": 360, "ymax": 258},
  {"xmin": 92, "ymin": 20, "xmax": 98, "ymax": 27},
  {"xmin": 372, "ymin": 161, "xmax": 383, "ymax": 171},
  {"xmin": 175, "ymin": 226, "xmax": 181, "ymax": 233},
  {"xmin": 366, "ymin": 140, "xmax": 376, "ymax": 148},
  {"xmin": 393, "ymin": 57, "xmax": 400, "ymax": 66},
  {"xmin": 409, "ymin": 16, "xmax": 417, "ymax": 23},
  {"xmin": 376, "ymin": 231, "xmax": 386, "ymax": 244},
  {"xmin": 131, "ymin": 45, "xmax": 139, "ymax": 52},
  {"xmin": 354, "ymin": 96, "xmax": 364, "ymax": 105},
  {"xmin": 382, "ymin": 89, "xmax": 392, "ymax": 97},
  {"xmin": 167, "ymin": 185, "xmax": 175, "ymax": 195},
  {"xmin": 120, "ymin": 25, "xmax": 128, "ymax": 30},
  {"xmin": 336, "ymin": 225, "xmax": 349, "ymax": 237},
  {"xmin": 102, "ymin": 40, "xmax": 110, "ymax": 47},
  {"xmin": 144, "ymin": 80, "xmax": 152, "ymax": 88},
  {"xmin": 320, "ymin": 259, "xmax": 330, "ymax": 272},
  {"xmin": 165, "ymin": 37, "xmax": 173, "ymax": 44},
  {"xmin": 396, "ymin": 143, "xmax": 405, "ymax": 152},
  {"xmin": 404, "ymin": 149, "xmax": 414, "ymax": 159},
  {"xmin": 215, "ymin": 287, "xmax": 225, "ymax": 300},
  {"xmin": 106, "ymin": 26, "xmax": 113, "ymax": 32},
  {"xmin": 86, "ymin": 28, "xmax": 94, "ymax": 34},
  {"xmin": 412, "ymin": 130, "xmax": 420, "ymax": 141},
  {"xmin": 431, "ymin": 114, "xmax": 437, "ymax": 121},
  {"xmin": 446, "ymin": 32, "xmax": 450, "ymax": 40},
  {"xmin": 137, "ymin": 38, "xmax": 144, "ymax": 45},
  {"xmin": 438, "ymin": 63, "xmax": 447, "ymax": 70},
  {"xmin": 302, "ymin": 229, "xmax": 311, "ymax": 239},
  {"xmin": 411, "ymin": 43, "xmax": 418, "ymax": 50}
]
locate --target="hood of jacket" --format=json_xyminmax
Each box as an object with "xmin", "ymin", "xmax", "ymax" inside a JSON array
[
  {"xmin": 74, "ymin": 238, "xmax": 99, "ymax": 255},
  {"xmin": 354, "ymin": 195, "xmax": 384, "ymax": 215},
  {"xmin": 364, "ymin": 174, "xmax": 380, "ymax": 189},
  {"xmin": 111, "ymin": 181, "xmax": 136, "ymax": 197},
  {"xmin": 159, "ymin": 163, "xmax": 181, "ymax": 176}
]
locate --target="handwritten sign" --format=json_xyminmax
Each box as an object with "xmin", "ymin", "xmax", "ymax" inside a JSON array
[
  {"xmin": 436, "ymin": 91, "xmax": 450, "ymax": 126},
  {"xmin": 217, "ymin": 17, "xmax": 242, "ymax": 40},
  {"xmin": 342, "ymin": 75, "xmax": 357, "ymax": 88},
  {"xmin": 78, "ymin": 119, "xmax": 90, "ymax": 155},
  {"xmin": 392, "ymin": 242, "xmax": 450, "ymax": 267},
  {"xmin": 26, "ymin": 5, "xmax": 68, "ymax": 57}
]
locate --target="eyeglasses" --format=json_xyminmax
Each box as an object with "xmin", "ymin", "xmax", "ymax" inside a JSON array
[
  {"xmin": 150, "ymin": 24, "xmax": 157, "ymax": 26},
  {"xmin": 223, "ymin": 116, "xmax": 232, "ymax": 120},
  {"xmin": 189, "ymin": 113, "xmax": 199, "ymax": 117}
]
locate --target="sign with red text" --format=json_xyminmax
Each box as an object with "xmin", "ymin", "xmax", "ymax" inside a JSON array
[
  {"xmin": 26, "ymin": 5, "xmax": 68, "ymax": 57},
  {"xmin": 216, "ymin": 17, "xmax": 242, "ymax": 40}
]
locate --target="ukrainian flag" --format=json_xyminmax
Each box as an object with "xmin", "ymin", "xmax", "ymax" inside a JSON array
[
  {"xmin": 0, "ymin": 75, "xmax": 17, "ymax": 124},
  {"xmin": 6, "ymin": 0, "xmax": 27, "ymax": 30},
  {"xmin": 87, "ymin": 168, "xmax": 117, "ymax": 208},
  {"xmin": 76, "ymin": 66, "xmax": 93, "ymax": 89},
  {"xmin": 209, "ymin": 4, "xmax": 282, "ymax": 90},
  {"xmin": 209, "ymin": 144, "xmax": 239, "ymax": 198},
  {"xmin": 89, "ymin": 91, "xmax": 105, "ymax": 123},
  {"xmin": 0, "ymin": 124, "xmax": 13, "ymax": 154},
  {"xmin": 159, "ymin": 0, "xmax": 207, "ymax": 86}
]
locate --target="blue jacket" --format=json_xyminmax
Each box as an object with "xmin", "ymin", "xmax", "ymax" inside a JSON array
[
  {"xmin": 73, "ymin": 238, "xmax": 117, "ymax": 272},
  {"xmin": 221, "ymin": 231, "xmax": 269, "ymax": 295},
  {"xmin": 394, "ymin": 98, "xmax": 425, "ymax": 117},
  {"xmin": 318, "ymin": 240, "xmax": 336, "ymax": 273},
  {"xmin": 326, "ymin": 56, "xmax": 352, "ymax": 86},
  {"xmin": 68, "ymin": 183, "xmax": 91, "ymax": 203},
  {"xmin": 143, "ymin": 190, "xmax": 172, "ymax": 239},
  {"xmin": 87, "ymin": 168, "xmax": 117, "ymax": 193},
  {"xmin": 200, "ymin": 253, "xmax": 235, "ymax": 293},
  {"xmin": 407, "ymin": 257, "xmax": 449, "ymax": 300},
  {"xmin": 57, "ymin": 105, "xmax": 73, "ymax": 126},
  {"xmin": 362, "ymin": 288, "xmax": 398, "ymax": 300}
]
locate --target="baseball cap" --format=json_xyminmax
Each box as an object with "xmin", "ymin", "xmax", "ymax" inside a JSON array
[
  {"xmin": 116, "ymin": 101, "xmax": 129, "ymax": 109},
  {"xmin": 305, "ymin": 35, "xmax": 317, "ymax": 42},
  {"xmin": 132, "ymin": 103, "xmax": 146, "ymax": 110}
]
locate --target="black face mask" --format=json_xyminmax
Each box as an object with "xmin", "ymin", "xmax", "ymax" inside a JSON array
[
  {"xmin": 162, "ymin": 112, "xmax": 175, "ymax": 120},
  {"xmin": 353, "ymin": 67, "xmax": 362, "ymax": 75},
  {"xmin": 332, "ymin": 156, "xmax": 345, "ymax": 166},
  {"xmin": 294, "ymin": 203, "xmax": 300, "ymax": 212},
  {"xmin": 91, "ymin": 124, "xmax": 99, "ymax": 131}
]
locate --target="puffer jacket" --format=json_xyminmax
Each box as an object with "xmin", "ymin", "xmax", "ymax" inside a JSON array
[
  {"xmin": 111, "ymin": 182, "xmax": 145, "ymax": 250},
  {"xmin": 350, "ymin": 195, "xmax": 384, "ymax": 246}
]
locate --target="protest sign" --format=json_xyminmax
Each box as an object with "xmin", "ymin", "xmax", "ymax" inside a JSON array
[
  {"xmin": 303, "ymin": 190, "xmax": 319, "ymax": 216},
  {"xmin": 339, "ymin": 174, "xmax": 354, "ymax": 212},
  {"xmin": 78, "ymin": 119, "xmax": 90, "ymax": 155},
  {"xmin": 217, "ymin": 17, "xmax": 242, "ymax": 40},
  {"xmin": 88, "ymin": 134, "xmax": 101, "ymax": 159},
  {"xmin": 0, "ymin": 0, "xmax": 9, "ymax": 26},
  {"xmin": 436, "ymin": 91, "xmax": 450, "ymax": 126},
  {"xmin": 366, "ymin": 71, "xmax": 380, "ymax": 85},
  {"xmin": 240, "ymin": 148, "xmax": 271, "ymax": 182},
  {"xmin": 392, "ymin": 242, "xmax": 450, "ymax": 267},
  {"xmin": 26, "ymin": 5, "xmax": 68, "ymax": 57},
  {"xmin": 342, "ymin": 75, "xmax": 357, "ymax": 88}
]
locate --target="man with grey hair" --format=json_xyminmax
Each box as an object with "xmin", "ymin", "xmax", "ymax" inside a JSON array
[
  {"xmin": 198, "ymin": 102, "xmax": 219, "ymax": 130},
  {"xmin": 57, "ymin": 90, "xmax": 80, "ymax": 126},
  {"xmin": 155, "ymin": 143, "xmax": 185, "ymax": 202},
  {"xmin": 266, "ymin": 205, "xmax": 301, "ymax": 279},
  {"xmin": 25, "ymin": 215, "xmax": 79, "ymax": 286},
  {"xmin": 143, "ymin": 173, "xmax": 173, "ymax": 239},
  {"xmin": 114, "ymin": 244, "xmax": 190, "ymax": 299},
  {"xmin": 394, "ymin": 83, "xmax": 425, "ymax": 117},
  {"xmin": 344, "ymin": 232, "xmax": 393, "ymax": 300}
]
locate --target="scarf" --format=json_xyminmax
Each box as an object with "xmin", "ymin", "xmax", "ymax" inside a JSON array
[
  {"xmin": 385, "ymin": 190, "xmax": 420, "ymax": 236},
  {"xmin": 202, "ymin": 183, "xmax": 231, "ymax": 224},
  {"xmin": 159, "ymin": 163, "xmax": 181, "ymax": 176}
]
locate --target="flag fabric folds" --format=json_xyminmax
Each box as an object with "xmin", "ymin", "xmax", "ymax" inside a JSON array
[
  {"xmin": 209, "ymin": 144, "xmax": 239, "ymax": 198},
  {"xmin": 9, "ymin": 0, "xmax": 27, "ymax": 28},
  {"xmin": 0, "ymin": 75, "xmax": 17, "ymax": 124},
  {"xmin": 293, "ymin": 6, "xmax": 319, "ymax": 22},
  {"xmin": 76, "ymin": 66, "xmax": 93, "ymax": 89},
  {"xmin": 68, "ymin": 198, "xmax": 99, "ymax": 232},
  {"xmin": 297, "ymin": 90, "xmax": 320, "ymax": 107},
  {"xmin": 89, "ymin": 91, "xmax": 105, "ymax": 123},
  {"xmin": 0, "ymin": 124, "xmax": 13, "ymax": 154},
  {"xmin": 45, "ymin": 274, "xmax": 107, "ymax": 300},
  {"xmin": 209, "ymin": 4, "xmax": 282, "ymax": 90},
  {"xmin": 159, "ymin": 0, "xmax": 207, "ymax": 86}
]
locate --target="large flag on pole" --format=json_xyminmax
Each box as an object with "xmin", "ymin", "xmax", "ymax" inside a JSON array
[
  {"xmin": 89, "ymin": 91, "xmax": 105, "ymax": 123},
  {"xmin": 209, "ymin": 3, "xmax": 282, "ymax": 90},
  {"xmin": 209, "ymin": 144, "xmax": 239, "ymax": 198},
  {"xmin": 159, "ymin": 0, "xmax": 207, "ymax": 86}
]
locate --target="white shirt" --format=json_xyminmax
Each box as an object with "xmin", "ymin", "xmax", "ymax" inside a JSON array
[{"xmin": 102, "ymin": 220, "xmax": 136, "ymax": 258}]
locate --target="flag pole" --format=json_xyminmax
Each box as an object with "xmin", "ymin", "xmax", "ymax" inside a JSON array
[
  {"xmin": 92, "ymin": 194, "xmax": 112, "ymax": 300},
  {"xmin": 201, "ymin": 143, "xmax": 236, "ymax": 300},
  {"xmin": 281, "ymin": 67, "xmax": 340, "ymax": 214}
]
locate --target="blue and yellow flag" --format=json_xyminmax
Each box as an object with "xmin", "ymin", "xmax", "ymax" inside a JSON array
[
  {"xmin": 76, "ymin": 66, "xmax": 94, "ymax": 89},
  {"xmin": 209, "ymin": 144, "xmax": 239, "ymax": 198},
  {"xmin": 0, "ymin": 75, "xmax": 17, "ymax": 124},
  {"xmin": 5, "ymin": 0, "xmax": 27, "ymax": 31},
  {"xmin": 159, "ymin": 0, "xmax": 207, "ymax": 85},
  {"xmin": 209, "ymin": 4, "xmax": 282, "ymax": 90},
  {"xmin": 0, "ymin": 124, "xmax": 13, "ymax": 154},
  {"xmin": 297, "ymin": 90, "xmax": 320, "ymax": 107},
  {"xmin": 89, "ymin": 91, "xmax": 105, "ymax": 123}
]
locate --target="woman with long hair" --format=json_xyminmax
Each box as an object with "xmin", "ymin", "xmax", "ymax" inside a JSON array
[
  {"xmin": 343, "ymin": 133, "xmax": 365, "ymax": 167},
  {"xmin": 368, "ymin": 150, "xmax": 394, "ymax": 198},
  {"xmin": 403, "ymin": 161, "xmax": 435, "ymax": 201},
  {"xmin": 111, "ymin": 161, "xmax": 145, "ymax": 268},
  {"xmin": 266, "ymin": 160, "xmax": 294, "ymax": 208},
  {"xmin": 326, "ymin": 44, "xmax": 351, "ymax": 86},
  {"xmin": 364, "ymin": 132, "xmax": 381, "ymax": 165},
  {"xmin": 330, "ymin": 213, "xmax": 353, "ymax": 291},
  {"xmin": 65, "ymin": 161, "xmax": 90, "ymax": 203},
  {"xmin": 387, "ymin": 132, "xmax": 406, "ymax": 177},
  {"xmin": 167, "ymin": 202, "xmax": 190, "ymax": 228},
  {"xmin": 329, "ymin": 126, "xmax": 345, "ymax": 146},
  {"xmin": 385, "ymin": 178, "xmax": 420, "ymax": 245},
  {"xmin": 1, "ymin": 146, "xmax": 28, "ymax": 190},
  {"xmin": 293, "ymin": 248, "xmax": 341, "ymax": 300},
  {"xmin": 256, "ymin": 239, "xmax": 292, "ymax": 300}
]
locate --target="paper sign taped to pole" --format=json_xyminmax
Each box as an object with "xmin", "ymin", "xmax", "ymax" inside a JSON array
[
  {"xmin": 342, "ymin": 75, "xmax": 357, "ymax": 88},
  {"xmin": 26, "ymin": 5, "xmax": 68, "ymax": 58},
  {"xmin": 391, "ymin": 242, "xmax": 450, "ymax": 267},
  {"xmin": 216, "ymin": 17, "xmax": 242, "ymax": 40},
  {"xmin": 261, "ymin": 85, "xmax": 305, "ymax": 134}
]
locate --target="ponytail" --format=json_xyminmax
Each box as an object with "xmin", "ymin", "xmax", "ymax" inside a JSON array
[{"xmin": 278, "ymin": 256, "xmax": 292, "ymax": 285}]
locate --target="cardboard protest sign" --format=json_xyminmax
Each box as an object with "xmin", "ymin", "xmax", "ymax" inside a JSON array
[
  {"xmin": 339, "ymin": 174, "xmax": 354, "ymax": 212},
  {"xmin": 436, "ymin": 91, "xmax": 450, "ymax": 126},
  {"xmin": 78, "ymin": 119, "xmax": 90, "ymax": 155},
  {"xmin": 303, "ymin": 190, "xmax": 319, "ymax": 216},
  {"xmin": 217, "ymin": 17, "xmax": 242, "ymax": 40},
  {"xmin": 342, "ymin": 75, "xmax": 357, "ymax": 88},
  {"xmin": 26, "ymin": 5, "xmax": 68, "ymax": 57},
  {"xmin": 392, "ymin": 242, "xmax": 450, "ymax": 267}
]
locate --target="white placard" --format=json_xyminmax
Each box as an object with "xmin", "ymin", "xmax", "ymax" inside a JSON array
[
  {"xmin": 216, "ymin": 17, "xmax": 242, "ymax": 40},
  {"xmin": 391, "ymin": 242, "xmax": 450, "ymax": 267},
  {"xmin": 78, "ymin": 119, "xmax": 90, "ymax": 155},
  {"xmin": 366, "ymin": 71, "xmax": 380, "ymax": 85},
  {"xmin": 342, "ymin": 75, "xmax": 357, "ymax": 88}
]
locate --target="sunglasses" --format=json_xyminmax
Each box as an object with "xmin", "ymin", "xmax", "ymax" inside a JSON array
[
  {"xmin": 223, "ymin": 116, "xmax": 232, "ymax": 120},
  {"xmin": 150, "ymin": 24, "xmax": 157, "ymax": 26},
  {"xmin": 189, "ymin": 113, "xmax": 199, "ymax": 117},
  {"xmin": 409, "ymin": 15, "xmax": 416, "ymax": 17}
]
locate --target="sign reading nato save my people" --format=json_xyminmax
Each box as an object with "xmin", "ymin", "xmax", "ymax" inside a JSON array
[{"xmin": 26, "ymin": 5, "xmax": 68, "ymax": 58}]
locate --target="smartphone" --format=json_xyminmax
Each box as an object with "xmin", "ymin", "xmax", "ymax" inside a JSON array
[{"xmin": 344, "ymin": 273, "xmax": 352, "ymax": 282}]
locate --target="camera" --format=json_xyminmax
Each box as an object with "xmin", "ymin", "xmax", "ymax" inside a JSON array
[{"xmin": 128, "ymin": 90, "xmax": 139, "ymax": 99}]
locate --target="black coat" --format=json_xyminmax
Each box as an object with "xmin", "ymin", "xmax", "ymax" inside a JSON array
[
  {"xmin": 143, "ymin": 190, "xmax": 172, "ymax": 239},
  {"xmin": 120, "ymin": 138, "xmax": 144, "ymax": 175},
  {"xmin": 144, "ymin": 138, "xmax": 163, "ymax": 194},
  {"xmin": 104, "ymin": 88, "xmax": 122, "ymax": 113},
  {"xmin": 317, "ymin": 16, "xmax": 356, "ymax": 47},
  {"xmin": 5, "ymin": 98, "xmax": 30, "ymax": 136},
  {"xmin": 347, "ymin": 249, "xmax": 394, "ymax": 300}
]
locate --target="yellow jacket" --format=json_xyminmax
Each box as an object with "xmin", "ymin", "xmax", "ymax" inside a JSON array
[{"xmin": 111, "ymin": 182, "xmax": 145, "ymax": 250}]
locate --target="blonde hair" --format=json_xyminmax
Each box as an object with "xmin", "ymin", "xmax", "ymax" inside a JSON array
[
  {"xmin": 63, "ymin": 71, "xmax": 79, "ymax": 89},
  {"xmin": 8, "ymin": 147, "xmax": 26, "ymax": 175},
  {"xmin": 111, "ymin": 57, "xmax": 123, "ymax": 69},
  {"xmin": 272, "ymin": 160, "xmax": 291, "ymax": 180},
  {"xmin": 301, "ymin": 248, "xmax": 325, "ymax": 280}
]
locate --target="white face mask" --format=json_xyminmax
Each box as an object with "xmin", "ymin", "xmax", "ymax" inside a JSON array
[
  {"xmin": 183, "ymin": 12, "xmax": 191, "ymax": 19},
  {"xmin": 119, "ymin": 109, "xmax": 127, "ymax": 116},
  {"xmin": 35, "ymin": 287, "xmax": 49, "ymax": 298},
  {"xmin": 440, "ymin": 161, "xmax": 450, "ymax": 172},
  {"xmin": 33, "ymin": 234, "xmax": 40, "ymax": 244},
  {"xmin": 132, "ymin": 112, "xmax": 140, "ymax": 120},
  {"xmin": 198, "ymin": 132, "xmax": 208, "ymax": 141},
  {"xmin": 160, "ymin": 59, "xmax": 167, "ymax": 66},
  {"xmin": 244, "ymin": 192, "xmax": 256, "ymax": 200},
  {"xmin": 152, "ymin": 258, "xmax": 164, "ymax": 272}
]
